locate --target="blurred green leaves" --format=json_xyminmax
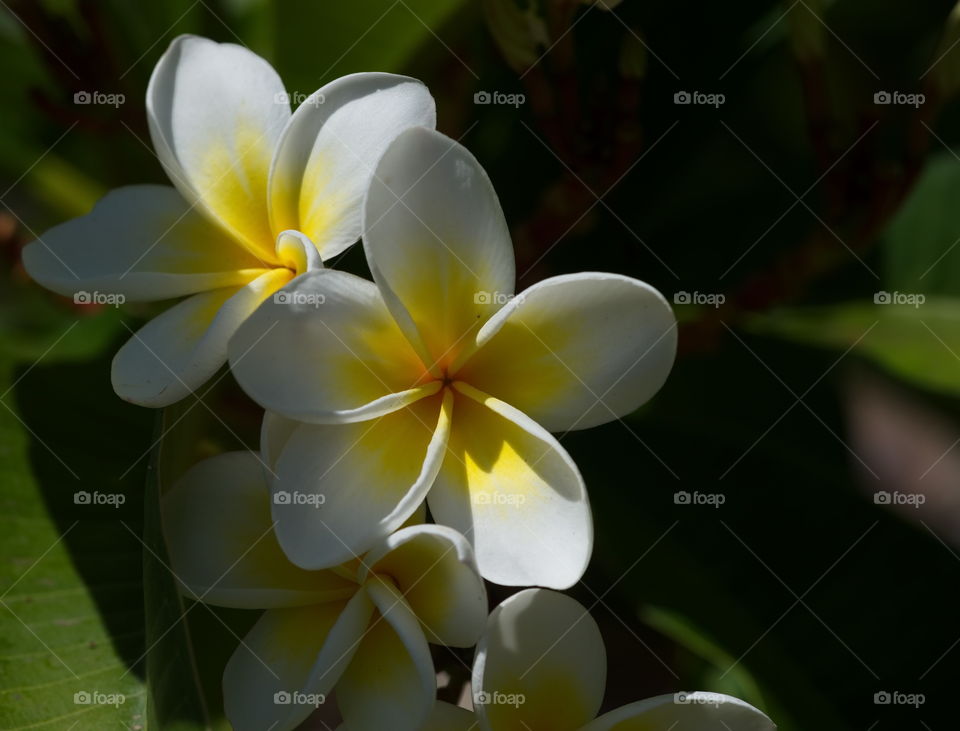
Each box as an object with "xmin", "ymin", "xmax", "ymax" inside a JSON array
[
  {"xmin": 273, "ymin": 0, "xmax": 471, "ymax": 93},
  {"xmin": 749, "ymin": 147, "xmax": 960, "ymax": 398},
  {"xmin": 749, "ymin": 300, "xmax": 960, "ymax": 396},
  {"xmin": 883, "ymin": 150, "xmax": 960, "ymax": 295}
]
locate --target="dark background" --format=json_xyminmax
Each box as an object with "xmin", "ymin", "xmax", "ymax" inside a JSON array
[{"xmin": 2, "ymin": 1, "xmax": 959, "ymax": 729}]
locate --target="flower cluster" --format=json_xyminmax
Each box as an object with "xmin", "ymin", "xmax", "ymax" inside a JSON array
[{"xmin": 23, "ymin": 35, "xmax": 776, "ymax": 731}]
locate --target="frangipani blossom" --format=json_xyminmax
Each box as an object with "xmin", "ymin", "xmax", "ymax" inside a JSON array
[
  {"xmin": 22, "ymin": 34, "xmax": 435, "ymax": 406},
  {"xmin": 162, "ymin": 451, "xmax": 487, "ymax": 731},
  {"xmin": 230, "ymin": 126, "xmax": 677, "ymax": 589},
  {"xmin": 425, "ymin": 588, "xmax": 777, "ymax": 731}
]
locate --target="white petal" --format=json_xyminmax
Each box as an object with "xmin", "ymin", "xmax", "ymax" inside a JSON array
[
  {"xmin": 22, "ymin": 185, "xmax": 269, "ymax": 301},
  {"xmin": 147, "ymin": 35, "xmax": 288, "ymax": 261},
  {"xmin": 473, "ymin": 589, "xmax": 606, "ymax": 731},
  {"xmin": 112, "ymin": 267, "xmax": 292, "ymax": 406},
  {"xmin": 360, "ymin": 524, "xmax": 487, "ymax": 647},
  {"xmin": 460, "ymin": 272, "xmax": 677, "ymax": 432},
  {"xmin": 269, "ymin": 73, "xmax": 436, "ymax": 259},
  {"xmin": 260, "ymin": 410, "xmax": 299, "ymax": 474},
  {"xmin": 223, "ymin": 589, "xmax": 374, "ymax": 731},
  {"xmin": 271, "ymin": 389, "xmax": 453, "ymax": 569},
  {"xmin": 363, "ymin": 126, "xmax": 516, "ymax": 372},
  {"xmin": 428, "ymin": 382, "xmax": 592, "ymax": 589},
  {"xmin": 274, "ymin": 229, "xmax": 324, "ymax": 274},
  {"xmin": 229, "ymin": 269, "xmax": 434, "ymax": 423},
  {"xmin": 162, "ymin": 451, "xmax": 355, "ymax": 608},
  {"xmin": 580, "ymin": 693, "xmax": 777, "ymax": 731},
  {"xmin": 337, "ymin": 578, "xmax": 435, "ymax": 731}
]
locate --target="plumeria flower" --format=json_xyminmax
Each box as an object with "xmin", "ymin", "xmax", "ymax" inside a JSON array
[
  {"xmin": 424, "ymin": 588, "xmax": 777, "ymax": 731},
  {"xmin": 229, "ymin": 126, "xmax": 677, "ymax": 589},
  {"xmin": 162, "ymin": 450, "xmax": 487, "ymax": 731},
  {"xmin": 22, "ymin": 34, "xmax": 435, "ymax": 407}
]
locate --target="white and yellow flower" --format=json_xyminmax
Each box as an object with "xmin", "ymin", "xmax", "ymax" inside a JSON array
[
  {"xmin": 229, "ymin": 126, "xmax": 677, "ymax": 589},
  {"xmin": 162, "ymin": 451, "xmax": 487, "ymax": 731},
  {"xmin": 22, "ymin": 35, "xmax": 435, "ymax": 406},
  {"xmin": 426, "ymin": 588, "xmax": 777, "ymax": 731}
]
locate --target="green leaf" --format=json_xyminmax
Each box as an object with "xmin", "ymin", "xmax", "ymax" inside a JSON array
[
  {"xmin": 0, "ymin": 349, "xmax": 248, "ymax": 730},
  {"xmin": 640, "ymin": 605, "xmax": 772, "ymax": 710},
  {"xmin": 747, "ymin": 299, "xmax": 960, "ymax": 396},
  {"xmin": 883, "ymin": 151, "xmax": 960, "ymax": 296},
  {"xmin": 0, "ymin": 357, "xmax": 151, "ymax": 729}
]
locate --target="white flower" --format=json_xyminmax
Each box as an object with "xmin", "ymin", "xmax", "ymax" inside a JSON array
[
  {"xmin": 22, "ymin": 35, "xmax": 435, "ymax": 406},
  {"xmin": 426, "ymin": 588, "xmax": 777, "ymax": 731},
  {"xmin": 162, "ymin": 451, "xmax": 487, "ymax": 731},
  {"xmin": 229, "ymin": 126, "xmax": 677, "ymax": 589}
]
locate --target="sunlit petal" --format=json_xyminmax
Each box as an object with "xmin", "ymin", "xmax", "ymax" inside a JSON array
[
  {"xmin": 363, "ymin": 127, "xmax": 515, "ymax": 372},
  {"xmin": 148, "ymin": 35, "xmax": 288, "ymax": 261},
  {"xmin": 460, "ymin": 272, "xmax": 677, "ymax": 432},
  {"xmin": 269, "ymin": 73, "xmax": 435, "ymax": 259},
  {"xmin": 428, "ymin": 382, "xmax": 591, "ymax": 589}
]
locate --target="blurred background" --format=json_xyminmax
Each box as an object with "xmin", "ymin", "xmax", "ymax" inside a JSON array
[{"xmin": 2, "ymin": 0, "xmax": 959, "ymax": 729}]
